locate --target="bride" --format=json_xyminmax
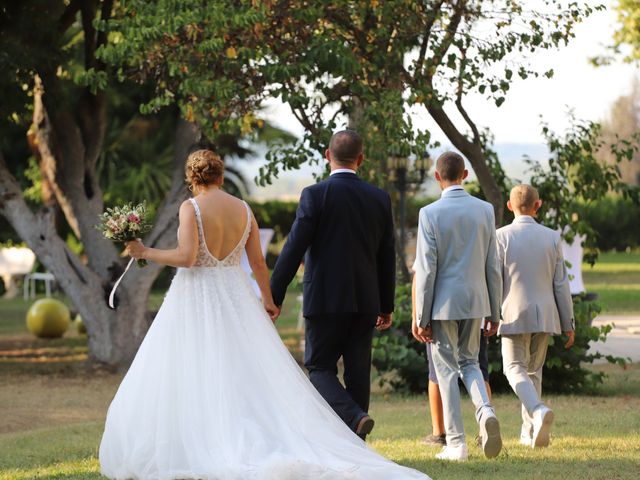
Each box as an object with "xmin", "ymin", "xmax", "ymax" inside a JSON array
[{"xmin": 99, "ymin": 149, "xmax": 430, "ymax": 480}]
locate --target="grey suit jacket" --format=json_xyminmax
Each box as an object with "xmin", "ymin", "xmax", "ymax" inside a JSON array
[
  {"xmin": 414, "ymin": 187, "xmax": 502, "ymax": 328},
  {"xmin": 496, "ymin": 216, "xmax": 574, "ymax": 335}
]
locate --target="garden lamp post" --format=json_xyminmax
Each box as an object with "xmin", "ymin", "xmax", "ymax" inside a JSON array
[{"xmin": 388, "ymin": 154, "xmax": 432, "ymax": 269}]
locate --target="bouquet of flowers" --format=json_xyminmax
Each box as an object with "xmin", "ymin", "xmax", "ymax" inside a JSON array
[{"xmin": 97, "ymin": 202, "xmax": 152, "ymax": 267}]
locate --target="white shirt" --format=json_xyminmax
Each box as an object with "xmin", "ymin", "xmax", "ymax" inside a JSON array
[
  {"xmin": 441, "ymin": 185, "xmax": 464, "ymax": 196},
  {"xmin": 330, "ymin": 168, "xmax": 357, "ymax": 176}
]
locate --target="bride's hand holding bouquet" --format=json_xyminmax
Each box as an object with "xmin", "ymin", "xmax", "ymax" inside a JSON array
[
  {"xmin": 126, "ymin": 239, "xmax": 147, "ymax": 263},
  {"xmin": 97, "ymin": 202, "xmax": 152, "ymax": 267},
  {"xmin": 97, "ymin": 202, "xmax": 152, "ymax": 308}
]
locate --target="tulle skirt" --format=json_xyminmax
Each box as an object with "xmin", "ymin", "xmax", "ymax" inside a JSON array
[{"xmin": 99, "ymin": 266, "xmax": 429, "ymax": 480}]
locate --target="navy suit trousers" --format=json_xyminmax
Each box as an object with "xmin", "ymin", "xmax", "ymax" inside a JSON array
[{"xmin": 304, "ymin": 313, "xmax": 377, "ymax": 431}]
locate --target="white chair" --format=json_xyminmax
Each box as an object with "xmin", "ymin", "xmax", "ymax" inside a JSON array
[
  {"xmin": 23, "ymin": 271, "xmax": 56, "ymax": 300},
  {"xmin": 0, "ymin": 247, "xmax": 36, "ymax": 299},
  {"xmin": 240, "ymin": 228, "xmax": 275, "ymax": 298}
]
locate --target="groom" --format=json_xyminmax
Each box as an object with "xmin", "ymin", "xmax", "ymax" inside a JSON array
[{"xmin": 270, "ymin": 130, "xmax": 395, "ymax": 440}]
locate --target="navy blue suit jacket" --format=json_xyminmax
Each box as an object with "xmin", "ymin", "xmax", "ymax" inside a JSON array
[{"xmin": 270, "ymin": 172, "xmax": 396, "ymax": 317}]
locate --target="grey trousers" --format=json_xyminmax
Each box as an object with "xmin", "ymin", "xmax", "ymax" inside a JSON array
[
  {"xmin": 501, "ymin": 333, "xmax": 550, "ymax": 437},
  {"xmin": 431, "ymin": 318, "xmax": 494, "ymax": 447}
]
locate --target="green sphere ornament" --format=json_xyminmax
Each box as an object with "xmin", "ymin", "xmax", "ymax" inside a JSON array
[{"xmin": 26, "ymin": 299, "xmax": 70, "ymax": 338}]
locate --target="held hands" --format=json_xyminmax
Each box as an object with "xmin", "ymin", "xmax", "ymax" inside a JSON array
[
  {"xmin": 563, "ymin": 330, "xmax": 575, "ymax": 349},
  {"xmin": 375, "ymin": 313, "xmax": 393, "ymax": 331},
  {"xmin": 125, "ymin": 239, "xmax": 146, "ymax": 260},
  {"xmin": 483, "ymin": 320, "xmax": 498, "ymax": 337},
  {"xmin": 411, "ymin": 306, "xmax": 432, "ymax": 343},
  {"xmin": 263, "ymin": 298, "xmax": 280, "ymax": 323},
  {"xmin": 412, "ymin": 319, "xmax": 432, "ymax": 343}
]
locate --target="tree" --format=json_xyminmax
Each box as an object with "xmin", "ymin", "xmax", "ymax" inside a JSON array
[
  {"xmin": 598, "ymin": 79, "xmax": 640, "ymax": 185},
  {"xmin": 592, "ymin": 0, "xmax": 640, "ymax": 64},
  {"xmin": 99, "ymin": 1, "xmax": 602, "ymax": 227},
  {"xmin": 0, "ymin": 1, "xmax": 273, "ymax": 368}
]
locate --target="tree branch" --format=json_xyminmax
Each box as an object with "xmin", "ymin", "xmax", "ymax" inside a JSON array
[
  {"xmin": 454, "ymin": 49, "xmax": 481, "ymax": 145},
  {"xmin": 414, "ymin": 0, "xmax": 445, "ymax": 76},
  {"xmin": 96, "ymin": 0, "xmax": 114, "ymax": 67},
  {"xmin": 32, "ymin": 74, "xmax": 118, "ymax": 278},
  {"xmin": 426, "ymin": 86, "xmax": 503, "ymax": 223},
  {"xmin": 422, "ymin": 0, "xmax": 466, "ymax": 82},
  {"xmin": 58, "ymin": 0, "xmax": 83, "ymax": 34},
  {"xmin": 0, "ymin": 151, "xmax": 102, "ymax": 297},
  {"xmin": 81, "ymin": 0, "xmax": 98, "ymax": 71}
]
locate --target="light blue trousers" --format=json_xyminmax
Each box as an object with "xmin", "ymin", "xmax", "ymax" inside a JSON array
[{"xmin": 431, "ymin": 318, "xmax": 495, "ymax": 447}]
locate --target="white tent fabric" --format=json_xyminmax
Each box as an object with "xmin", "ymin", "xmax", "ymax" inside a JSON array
[
  {"xmin": 0, "ymin": 247, "xmax": 36, "ymax": 299},
  {"xmin": 561, "ymin": 233, "xmax": 586, "ymax": 295}
]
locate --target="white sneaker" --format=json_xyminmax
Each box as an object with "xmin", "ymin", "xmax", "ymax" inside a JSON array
[
  {"xmin": 479, "ymin": 412, "xmax": 502, "ymax": 458},
  {"xmin": 519, "ymin": 434, "xmax": 533, "ymax": 446},
  {"xmin": 532, "ymin": 406, "xmax": 554, "ymax": 448},
  {"xmin": 435, "ymin": 444, "xmax": 469, "ymax": 462}
]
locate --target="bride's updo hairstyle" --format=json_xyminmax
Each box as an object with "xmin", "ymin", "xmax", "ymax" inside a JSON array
[{"xmin": 186, "ymin": 149, "xmax": 224, "ymax": 191}]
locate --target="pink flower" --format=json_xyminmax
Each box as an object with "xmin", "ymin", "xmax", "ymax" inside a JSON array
[{"xmin": 128, "ymin": 214, "xmax": 140, "ymax": 224}]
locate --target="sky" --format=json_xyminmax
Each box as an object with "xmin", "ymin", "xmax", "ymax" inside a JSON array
[{"xmin": 231, "ymin": 0, "xmax": 638, "ymax": 199}]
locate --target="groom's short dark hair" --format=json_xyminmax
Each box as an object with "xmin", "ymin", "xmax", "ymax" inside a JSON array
[
  {"xmin": 436, "ymin": 151, "xmax": 466, "ymax": 181},
  {"xmin": 329, "ymin": 130, "xmax": 363, "ymax": 165}
]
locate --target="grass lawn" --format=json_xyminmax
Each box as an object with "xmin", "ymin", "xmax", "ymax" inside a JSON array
[
  {"xmin": 0, "ymin": 255, "xmax": 638, "ymax": 479},
  {"xmin": 0, "ymin": 364, "xmax": 638, "ymax": 480},
  {"xmin": 583, "ymin": 250, "xmax": 640, "ymax": 314}
]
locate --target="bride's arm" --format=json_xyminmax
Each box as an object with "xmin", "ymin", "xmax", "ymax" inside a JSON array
[
  {"xmin": 245, "ymin": 213, "xmax": 279, "ymax": 321},
  {"xmin": 126, "ymin": 201, "xmax": 198, "ymax": 268}
]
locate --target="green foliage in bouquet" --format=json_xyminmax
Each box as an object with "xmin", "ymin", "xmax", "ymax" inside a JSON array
[{"xmin": 372, "ymin": 284, "xmax": 428, "ymax": 394}]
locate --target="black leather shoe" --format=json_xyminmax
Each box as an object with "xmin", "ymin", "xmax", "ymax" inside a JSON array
[{"xmin": 356, "ymin": 415, "xmax": 375, "ymax": 440}]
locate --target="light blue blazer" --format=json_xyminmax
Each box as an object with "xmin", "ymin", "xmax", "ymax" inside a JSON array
[{"xmin": 414, "ymin": 188, "xmax": 502, "ymax": 328}]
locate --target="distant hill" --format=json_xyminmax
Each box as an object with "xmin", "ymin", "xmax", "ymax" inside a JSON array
[{"xmin": 231, "ymin": 143, "xmax": 552, "ymax": 201}]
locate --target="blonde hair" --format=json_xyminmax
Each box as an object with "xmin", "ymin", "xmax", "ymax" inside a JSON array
[
  {"xmin": 185, "ymin": 150, "xmax": 224, "ymax": 190},
  {"xmin": 509, "ymin": 184, "xmax": 539, "ymax": 211}
]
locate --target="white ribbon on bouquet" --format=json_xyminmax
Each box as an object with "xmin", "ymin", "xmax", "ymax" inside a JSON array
[{"xmin": 108, "ymin": 257, "xmax": 135, "ymax": 309}]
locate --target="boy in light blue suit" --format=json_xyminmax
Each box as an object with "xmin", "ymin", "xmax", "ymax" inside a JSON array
[{"xmin": 412, "ymin": 151, "xmax": 503, "ymax": 462}]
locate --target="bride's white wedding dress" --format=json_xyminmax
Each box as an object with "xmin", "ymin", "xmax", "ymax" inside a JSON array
[{"xmin": 100, "ymin": 199, "xmax": 430, "ymax": 480}]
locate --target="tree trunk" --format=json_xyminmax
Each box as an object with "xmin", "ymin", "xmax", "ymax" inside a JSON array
[
  {"xmin": 427, "ymin": 103, "xmax": 504, "ymax": 224},
  {"xmin": 1, "ymin": 112, "xmax": 199, "ymax": 370}
]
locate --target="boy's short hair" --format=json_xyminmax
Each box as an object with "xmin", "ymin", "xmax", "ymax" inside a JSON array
[
  {"xmin": 510, "ymin": 184, "xmax": 539, "ymax": 211},
  {"xmin": 435, "ymin": 151, "xmax": 466, "ymax": 181}
]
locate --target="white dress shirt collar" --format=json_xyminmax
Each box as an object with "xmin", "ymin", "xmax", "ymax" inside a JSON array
[
  {"xmin": 441, "ymin": 185, "xmax": 464, "ymax": 196},
  {"xmin": 513, "ymin": 215, "xmax": 537, "ymax": 224},
  {"xmin": 330, "ymin": 168, "xmax": 357, "ymax": 176}
]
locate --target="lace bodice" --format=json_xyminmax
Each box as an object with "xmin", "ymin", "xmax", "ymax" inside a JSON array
[{"xmin": 189, "ymin": 198, "xmax": 252, "ymax": 268}]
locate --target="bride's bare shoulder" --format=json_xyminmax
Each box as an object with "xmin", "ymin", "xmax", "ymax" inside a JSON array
[{"xmin": 179, "ymin": 199, "xmax": 196, "ymax": 212}]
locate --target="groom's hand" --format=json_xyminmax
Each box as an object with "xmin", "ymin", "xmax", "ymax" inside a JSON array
[{"xmin": 376, "ymin": 313, "xmax": 392, "ymax": 331}]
